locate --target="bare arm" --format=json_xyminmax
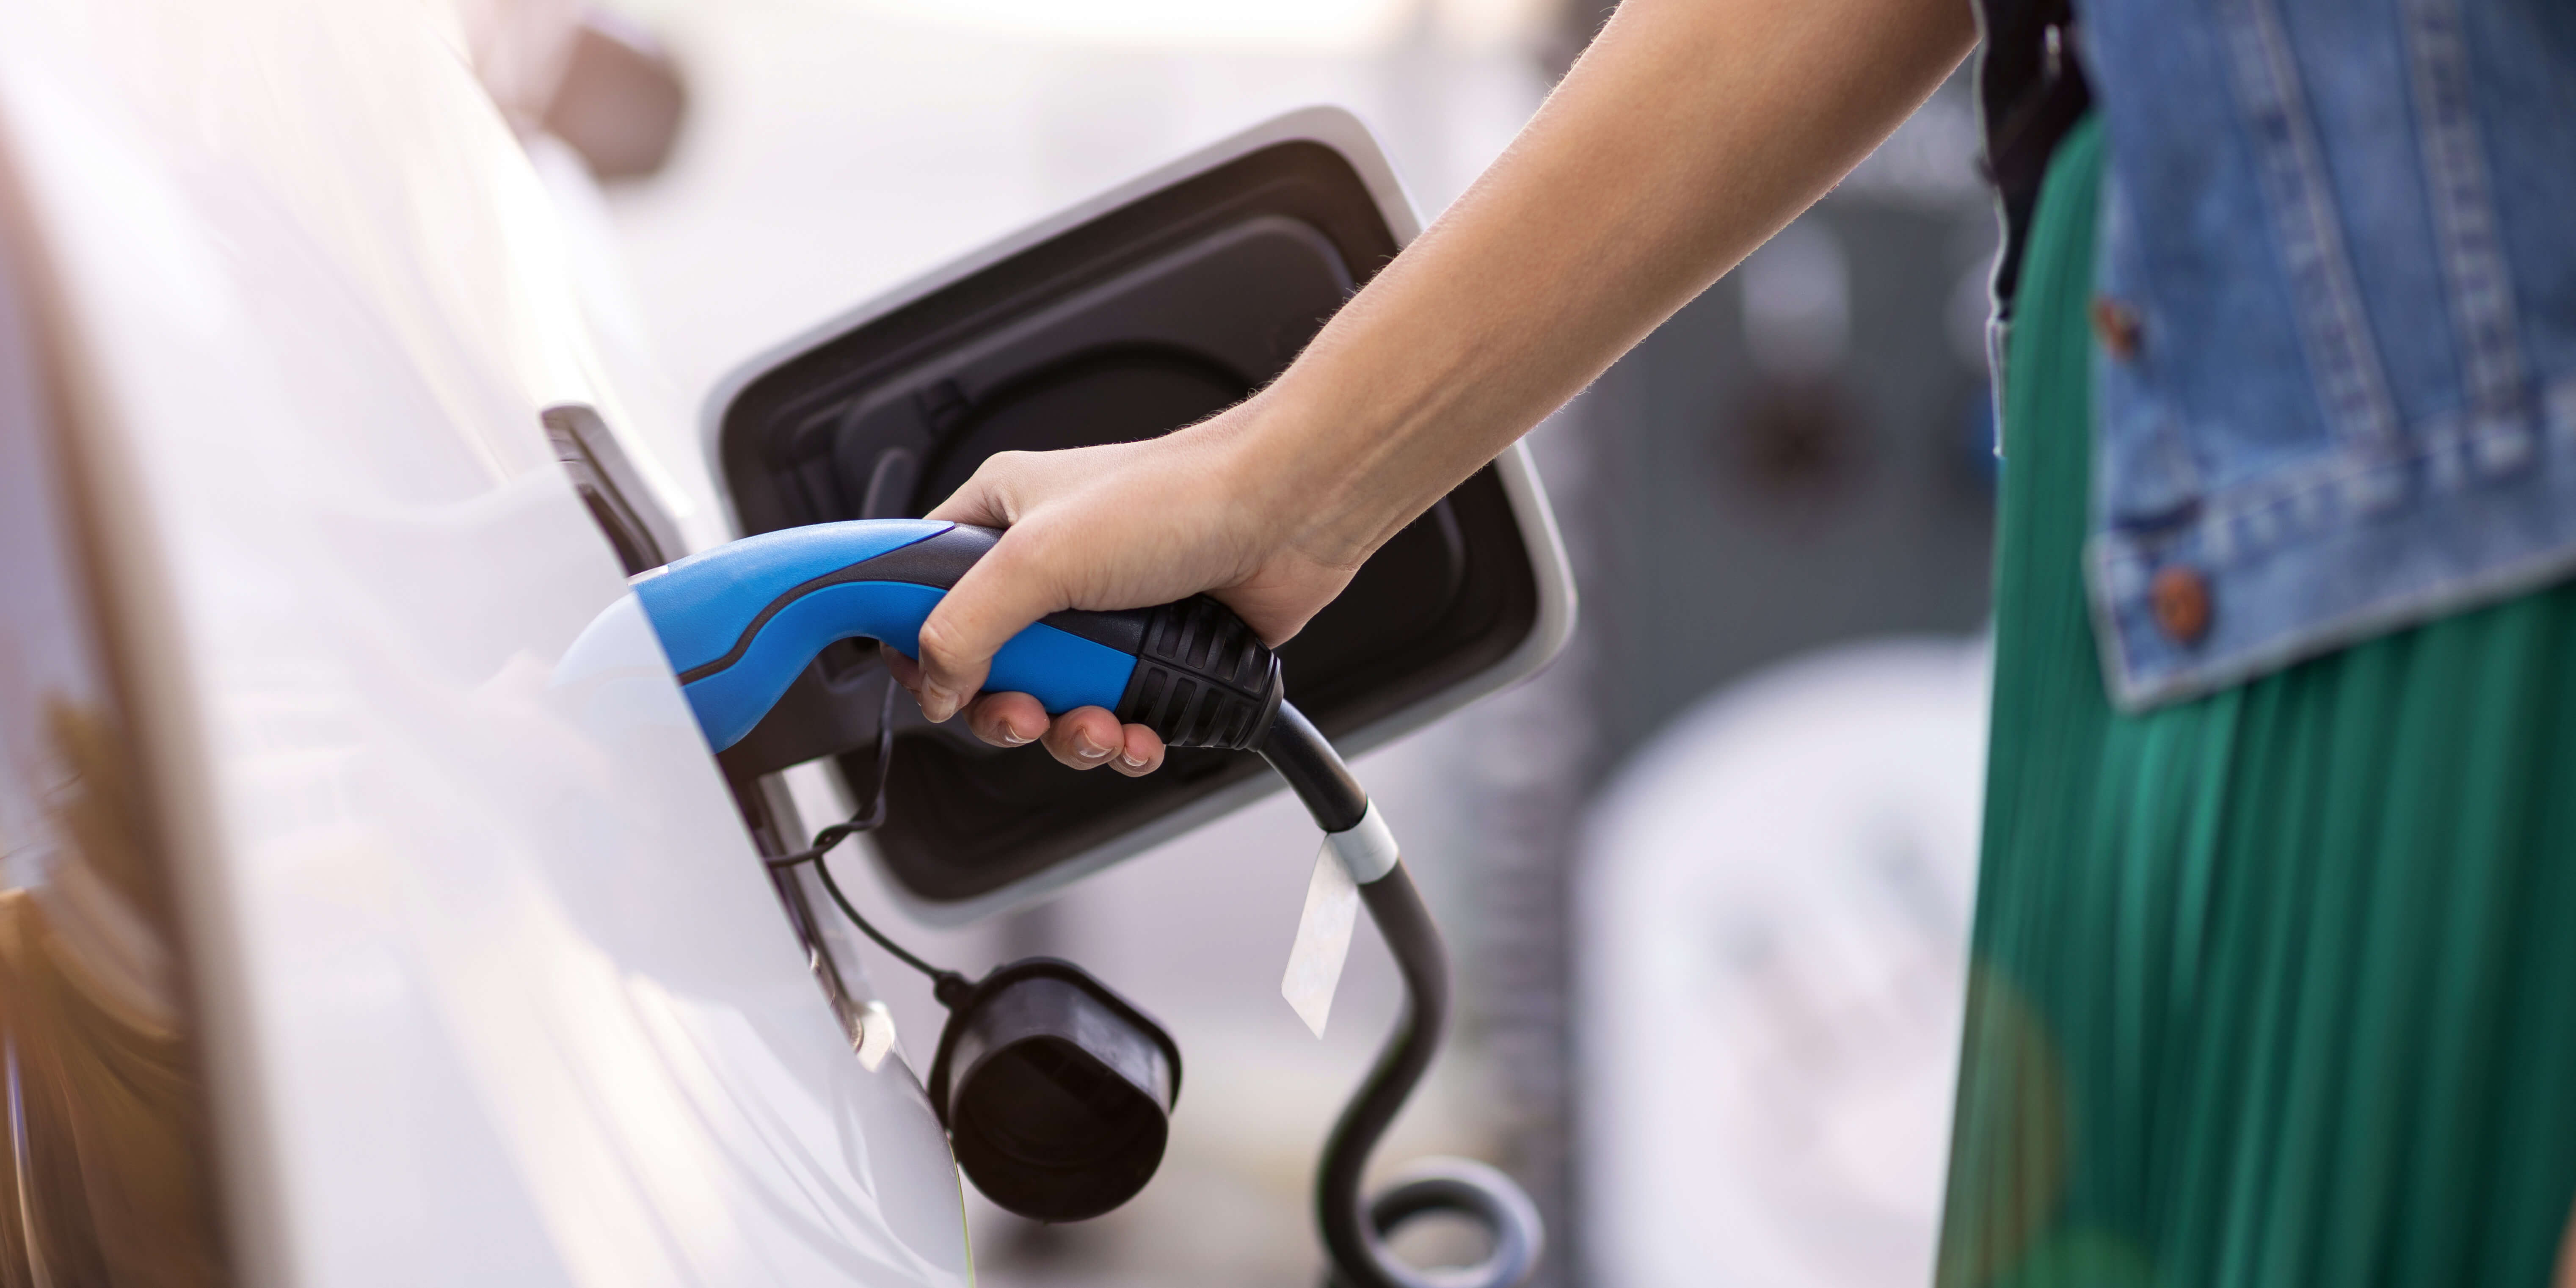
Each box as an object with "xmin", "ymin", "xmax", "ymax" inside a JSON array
[{"xmin": 892, "ymin": 0, "xmax": 1978, "ymax": 773}]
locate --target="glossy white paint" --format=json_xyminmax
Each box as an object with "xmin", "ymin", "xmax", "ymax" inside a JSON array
[{"xmin": 0, "ymin": 1, "xmax": 969, "ymax": 1284}]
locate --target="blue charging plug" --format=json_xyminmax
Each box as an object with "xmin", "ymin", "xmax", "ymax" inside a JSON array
[{"xmin": 628, "ymin": 519, "xmax": 1282, "ymax": 753}]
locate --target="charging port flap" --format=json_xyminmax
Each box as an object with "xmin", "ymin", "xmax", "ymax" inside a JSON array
[{"xmin": 705, "ymin": 108, "xmax": 1572, "ymax": 921}]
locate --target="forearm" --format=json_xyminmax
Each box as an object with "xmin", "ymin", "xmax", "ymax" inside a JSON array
[
  {"xmin": 905, "ymin": 0, "xmax": 1978, "ymax": 741},
  {"xmin": 1236, "ymin": 0, "xmax": 1977, "ymax": 565}
]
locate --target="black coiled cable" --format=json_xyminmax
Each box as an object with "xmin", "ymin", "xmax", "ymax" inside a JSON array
[{"xmin": 1258, "ymin": 705, "xmax": 1545, "ymax": 1288}]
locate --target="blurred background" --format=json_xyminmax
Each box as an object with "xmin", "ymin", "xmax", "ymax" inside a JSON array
[{"xmin": 501, "ymin": 0, "xmax": 2002, "ymax": 1282}]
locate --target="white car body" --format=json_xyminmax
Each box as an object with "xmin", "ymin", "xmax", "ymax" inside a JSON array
[
  {"xmin": 0, "ymin": 3, "xmax": 1577, "ymax": 1284},
  {"xmin": 0, "ymin": 1, "xmax": 970, "ymax": 1283}
]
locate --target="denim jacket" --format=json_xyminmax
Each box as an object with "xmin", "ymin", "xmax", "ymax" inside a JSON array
[{"xmin": 1978, "ymin": 0, "xmax": 2576, "ymax": 708}]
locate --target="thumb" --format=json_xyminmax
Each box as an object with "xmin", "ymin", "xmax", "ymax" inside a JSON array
[{"xmin": 910, "ymin": 531, "xmax": 1070, "ymax": 722}]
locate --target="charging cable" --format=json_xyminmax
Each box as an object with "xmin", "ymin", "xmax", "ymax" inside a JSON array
[
  {"xmin": 1260, "ymin": 706, "xmax": 1544, "ymax": 1288},
  {"xmin": 761, "ymin": 682, "xmax": 972, "ymax": 1007}
]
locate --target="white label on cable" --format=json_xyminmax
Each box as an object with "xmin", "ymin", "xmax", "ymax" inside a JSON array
[
  {"xmin": 1326, "ymin": 801, "xmax": 1401, "ymax": 884},
  {"xmin": 1282, "ymin": 838, "xmax": 1361, "ymax": 1039}
]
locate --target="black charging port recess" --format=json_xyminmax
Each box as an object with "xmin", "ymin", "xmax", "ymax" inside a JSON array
[{"xmin": 716, "ymin": 139, "xmax": 1539, "ymax": 906}]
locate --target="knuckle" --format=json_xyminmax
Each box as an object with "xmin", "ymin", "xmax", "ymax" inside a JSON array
[
  {"xmin": 990, "ymin": 519, "xmax": 1060, "ymax": 565},
  {"xmin": 914, "ymin": 616, "xmax": 967, "ymax": 667},
  {"xmin": 971, "ymin": 452, "xmax": 1034, "ymax": 501}
]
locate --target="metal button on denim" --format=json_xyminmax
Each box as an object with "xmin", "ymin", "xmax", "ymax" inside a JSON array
[
  {"xmin": 2151, "ymin": 565, "xmax": 2212, "ymax": 645},
  {"xmin": 2060, "ymin": 0, "xmax": 2576, "ymax": 710},
  {"xmin": 2090, "ymin": 295, "xmax": 2142, "ymax": 361}
]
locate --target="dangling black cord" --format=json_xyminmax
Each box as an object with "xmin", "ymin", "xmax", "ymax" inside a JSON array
[
  {"xmin": 764, "ymin": 679, "xmax": 971, "ymax": 1004},
  {"xmin": 763, "ymin": 678, "xmax": 899, "ymax": 868},
  {"xmin": 1260, "ymin": 704, "xmax": 1544, "ymax": 1288}
]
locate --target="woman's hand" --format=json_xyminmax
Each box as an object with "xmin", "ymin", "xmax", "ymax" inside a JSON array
[
  {"xmin": 888, "ymin": 0, "xmax": 1977, "ymax": 774},
  {"xmin": 884, "ymin": 396, "xmax": 1369, "ymax": 776}
]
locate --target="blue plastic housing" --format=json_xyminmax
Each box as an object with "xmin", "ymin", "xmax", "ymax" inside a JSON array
[{"xmin": 632, "ymin": 520, "xmax": 1138, "ymax": 751}]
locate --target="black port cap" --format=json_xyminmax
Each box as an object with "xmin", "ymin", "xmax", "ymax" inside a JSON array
[{"xmin": 927, "ymin": 959, "xmax": 1180, "ymax": 1223}]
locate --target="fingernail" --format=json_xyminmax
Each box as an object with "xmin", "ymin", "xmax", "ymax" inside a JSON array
[
  {"xmin": 1075, "ymin": 734, "xmax": 1112, "ymax": 760},
  {"xmin": 921, "ymin": 685, "xmax": 958, "ymax": 722},
  {"xmin": 1120, "ymin": 751, "xmax": 1148, "ymax": 769},
  {"xmin": 1001, "ymin": 728, "xmax": 1032, "ymax": 746}
]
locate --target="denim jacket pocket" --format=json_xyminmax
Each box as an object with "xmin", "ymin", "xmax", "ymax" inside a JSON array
[{"xmin": 2077, "ymin": 0, "xmax": 2576, "ymax": 709}]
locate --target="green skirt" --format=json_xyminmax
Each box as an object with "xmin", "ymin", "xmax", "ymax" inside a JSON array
[{"xmin": 1936, "ymin": 116, "xmax": 2576, "ymax": 1288}]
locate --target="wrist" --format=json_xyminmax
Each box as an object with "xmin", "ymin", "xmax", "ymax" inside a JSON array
[{"xmin": 1203, "ymin": 382, "xmax": 1409, "ymax": 574}]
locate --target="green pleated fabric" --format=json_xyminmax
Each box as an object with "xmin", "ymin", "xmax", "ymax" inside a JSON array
[{"xmin": 1935, "ymin": 115, "xmax": 2576, "ymax": 1288}]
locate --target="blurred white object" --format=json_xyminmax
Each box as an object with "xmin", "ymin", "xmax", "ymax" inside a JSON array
[{"xmin": 1579, "ymin": 637, "xmax": 1989, "ymax": 1288}]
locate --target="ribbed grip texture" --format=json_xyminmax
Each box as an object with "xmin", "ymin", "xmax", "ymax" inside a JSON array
[{"xmin": 1114, "ymin": 596, "xmax": 1284, "ymax": 750}]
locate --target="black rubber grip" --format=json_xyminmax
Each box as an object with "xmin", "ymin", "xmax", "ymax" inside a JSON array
[{"xmin": 1113, "ymin": 596, "xmax": 1283, "ymax": 750}]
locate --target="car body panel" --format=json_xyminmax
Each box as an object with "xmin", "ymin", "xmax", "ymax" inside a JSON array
[{"xmin": 0, "ymin": 1, "xmax": 969, "ymax": 1284}]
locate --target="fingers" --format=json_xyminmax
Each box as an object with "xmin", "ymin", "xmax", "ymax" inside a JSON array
[
  {"xmin": 1038, "ymin": 707, "xmax": 1166, "ymax": 775},
  {"xmin": 921, "ymin": 450, "xmax": 1022, "ymax": 527},
  {"xmin": 904, "ymin": 452, "xmax": 1054, "ymax": 718},
  {"xmin": 1107, "ymin": 722, "xmax": 1169, "ymax": 778},
  {"xmin": 911, "ymin": 531, "xmax": 1069, "ymax": 722},
  {"xmin": 959, "ymin": 690, "xmax": 1166, "ymax": 774},
  {"xmin": 880, "ymin": 642, "xmax": 923, "ymax": 691},
  {"xmin": 964, "ymin": 691, "xmax": 1045, "ymax": 747},
  {"xmin": 1041, "ymin": 705, "xmax": 1123, "ymax": 769}
]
